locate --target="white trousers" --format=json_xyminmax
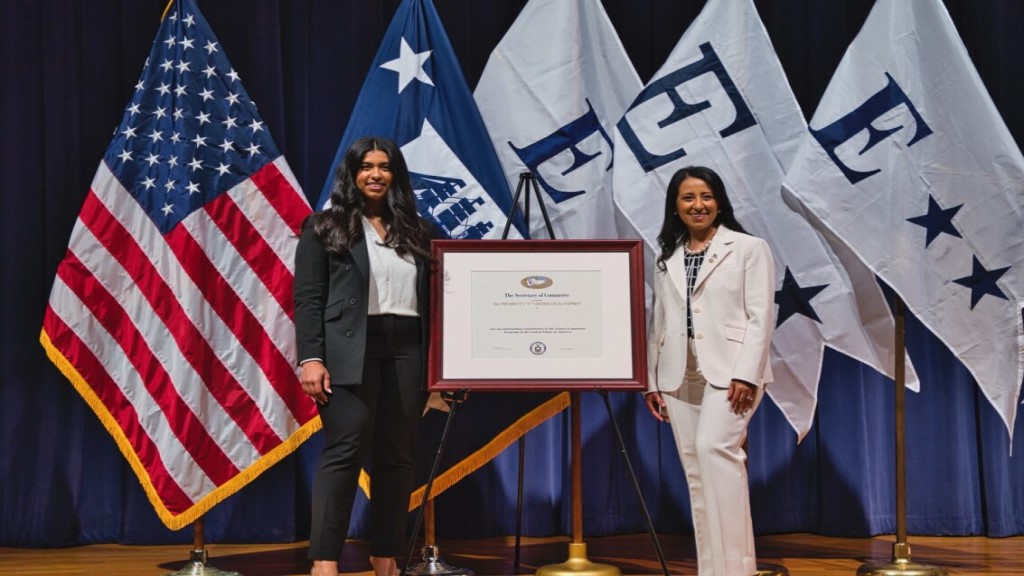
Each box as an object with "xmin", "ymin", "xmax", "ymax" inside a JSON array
[{"xmin": 662, "ymin": 340, "xmax": 762, "ymax": 576}]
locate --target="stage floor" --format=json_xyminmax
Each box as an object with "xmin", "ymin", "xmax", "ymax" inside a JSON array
[{"xmin": 1, "ymin": 533, "xmax": 1021, "ymax": 575}]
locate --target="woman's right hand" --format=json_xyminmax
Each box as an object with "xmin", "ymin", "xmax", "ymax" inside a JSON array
[
  {"xmin": 644, "ymin": 391, "xmax": 669, "ymax": 423},
  {"xmin": 300, "ymin": 361, "xmax": 331, "ymax": 405}
]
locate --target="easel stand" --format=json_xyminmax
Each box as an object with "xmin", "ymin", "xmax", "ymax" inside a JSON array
[
  {"xmin": 502, "ymin": 172, "xmax": 556, "ymax": 240},
  {"xmin": 857, "ymin": 298, "xmax": 946, "ymax": 576},
  {"xmin": 513, "ymin": 173, "xmax": 667, "ymax": 576},
  {"xmin": 406, "ymin": 173, "xmax": 551, "ymax": 576},
  {"xmin": 596, "ymin": 391, "xmax": 670, "ymax": 575},
  {"xmin": 163, "ymin": 517, "xmax": 240, "ymax": 576},
  {"xmin": 507, "ymin": 171, "xmax": 547, "ymax": 574}
]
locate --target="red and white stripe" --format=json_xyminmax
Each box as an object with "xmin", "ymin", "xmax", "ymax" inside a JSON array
[{"xmin": 43, "ymin": 157, "xmax": 316, "ymax": 514}]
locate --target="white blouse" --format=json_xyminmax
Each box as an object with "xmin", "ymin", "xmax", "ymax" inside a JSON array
[{"xmin": 362, "ymin": 216, "xmax": 419, "ymax": 317}]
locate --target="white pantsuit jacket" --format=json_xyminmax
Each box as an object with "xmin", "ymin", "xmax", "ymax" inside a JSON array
[{"xmin": 647, "ymin": 225, "xmax": 775, "ymax": 393}]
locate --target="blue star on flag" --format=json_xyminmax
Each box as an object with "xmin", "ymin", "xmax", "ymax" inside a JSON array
[
  {"xmin": 952, "ymin": 255, "xmax": 1010, "ymax": 309},
  {"xmin": 775, "ymin": 266, "xmax": 828, "ymax": 326},
  {"xmin": 906, "ymin": 194, "xmax": 963, "ymax": 247}
]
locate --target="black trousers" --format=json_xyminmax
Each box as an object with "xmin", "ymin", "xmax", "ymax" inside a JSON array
[{"xmin": 309, "ymin": 315, "xmax": 427, "ymax": 561}]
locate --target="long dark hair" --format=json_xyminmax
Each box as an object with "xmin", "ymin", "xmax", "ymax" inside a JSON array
[
  {"xmin": 311, "ymin": 136, "xmax": 431, "ymax": 258},
  {"xmin": 655, "ymin": 166, "xmax": 746, "ymax": 271}
]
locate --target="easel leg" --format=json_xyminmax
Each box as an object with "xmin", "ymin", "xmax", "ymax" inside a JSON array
[{"xmin": 597, "ymin": 390, "xmax": 670, "ymax": 576}]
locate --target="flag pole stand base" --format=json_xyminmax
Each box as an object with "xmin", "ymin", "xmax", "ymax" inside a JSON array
[
  {"xmin": 535, "ymin": 543, "xmax": 620, "ymax": 576},
  {"xmin": 163, "ymin": 549, "xmax": 241, "ymax": 576},
  {"xmin": 405, "ymin": 545, "xmax": 475, "ymax": 576},
  {"xmin": 857, "ymin": 543, "xmax": 947, "ymax": 576},
  {"xmin": 755, "ymin": 563, "xmax": 789, "ymax": 576}
]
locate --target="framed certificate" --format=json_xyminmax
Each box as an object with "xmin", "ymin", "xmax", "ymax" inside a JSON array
[{"xmin": 428, "ymin": 239, "xmax": 647, "ymax": 391}]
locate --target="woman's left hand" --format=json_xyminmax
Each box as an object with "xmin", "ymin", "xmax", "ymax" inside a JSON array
[{"xmin": 727, "ymin": 380, "xmax": 756, "ymax": 415}]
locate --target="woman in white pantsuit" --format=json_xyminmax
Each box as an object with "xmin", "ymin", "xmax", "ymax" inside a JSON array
[{"xmin": 644, "ymin": 166, "xmax": 775, "ymax": 576}]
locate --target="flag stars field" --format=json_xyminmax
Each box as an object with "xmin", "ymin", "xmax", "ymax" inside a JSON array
[{"xmin": 104, "ymin": 11, "xmax": 274, "ymax": 233}]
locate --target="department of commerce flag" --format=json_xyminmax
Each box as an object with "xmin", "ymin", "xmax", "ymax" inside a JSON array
[
  {"xmin": 783, "ymin": 0, "xmax": 1024, "ymax": 436},
  {"xmin": 474, "ymin": 0, "xmax": 641, "ymax": 241},
  {"xmin": 319, "ymin": 0, "xmax": 569, "ymax": 520},
  {"xmin": 39, "ymin": 0, "xmax": 318, "ymax": 529},
  {"xmin": 611, "ymin": 0, "xmax": 916, "ymax": 438},
  {"xmin": 316, "ymin": 0, "xmax": 524, "ymax": 239}
]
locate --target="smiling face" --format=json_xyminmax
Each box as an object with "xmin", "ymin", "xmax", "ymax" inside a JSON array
[
  {"xmin": 355, "ymin": 149, "xmax": 393, "ymax": 210},
  {"xmin": 675, "ymin": 176, "xmax": 719, "ymax": 236}
]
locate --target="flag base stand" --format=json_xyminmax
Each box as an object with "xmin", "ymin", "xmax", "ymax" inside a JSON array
[
  {"xmin": 536, "ymin": 393, "xmax": 653, "ymax": 576},
  {"xmin": 858, "ymin": 302, "xmax": 946, "ymax": 576},
  {"xmin": 163, "ymin": 549, "xmax": 241, "ymax": 576},
  {"xmin": 164, "ymin": 519, "xmax": 241, "ymax": 576},
  {"xmin": 535, "ymin": 543, "xmax": 620, "ymax": 576},
  {"xmin": 755, "ymin": 562, "xmax": 789, "ymax": 575},
  {"xmin": 857, "ymin": 543, "xmax": 947, "ymax": 576},
  {"xmin": 405, "ymin": 545, "xmax": 475, "ymax": 576},
  {"xmin": 403, "ymin": 391, "xmax": 471, "ymax": 576}
]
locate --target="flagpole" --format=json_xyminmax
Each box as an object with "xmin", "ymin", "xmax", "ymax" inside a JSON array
[
  {"xmin": 857, "ymin": 297, "xmax": 946, "ymax": 576},
  {"xmin": 535, "ymin": 392, "xmax": 621, "ymax": 576},
  {"xmin": 162, "ymin": 517, "xmax": 241, "ymax": 576},
  {"xmin": 404, "ymin": 390, "xmax": 474, "ymax": 576},
  {"xmin": 499, "ymin": 173, "xmax": 618, "ymax": 576},
  {"xmin": 405, "ymin": 497, "xmax": 474, "ymax": 576}
]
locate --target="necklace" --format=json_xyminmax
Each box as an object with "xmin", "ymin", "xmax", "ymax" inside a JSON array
[
  {"xmin": 683, "ymin": 227, "xmax": 717, "ymax": 255},
  {"xmin": 683, "ymin": 241, "xmax": 710, "ymax": 255}
]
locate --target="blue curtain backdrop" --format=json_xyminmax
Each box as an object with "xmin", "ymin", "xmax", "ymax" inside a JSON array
[{"xmin": 2, "ymin": 0, "xmax": 1023, "ymax": 547}]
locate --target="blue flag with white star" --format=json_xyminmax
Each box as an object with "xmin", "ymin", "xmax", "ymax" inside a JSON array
[
  {"xmin": 316, "ymin": 0, "xmax": 524, "ymax": 239},
  {"xmin": 783, "ymin": 0, "xmax": 1024, "ymax": 438},
  {"xmin": 315, "ymin": 0, "xmax": 554, "ymax": 533}
]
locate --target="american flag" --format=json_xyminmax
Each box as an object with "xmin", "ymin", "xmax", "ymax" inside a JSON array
[{"xmin": 39, "ymin": 0, "xmax": 318, "ymax": 529}]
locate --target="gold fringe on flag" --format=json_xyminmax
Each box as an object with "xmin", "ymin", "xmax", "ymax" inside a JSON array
[{"xmin": 40, "ymin": 329, "xmax": 323, "ymax": 531}]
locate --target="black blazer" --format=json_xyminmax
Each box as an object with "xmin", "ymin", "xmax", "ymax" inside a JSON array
[{"xmin": 293, "ymin": 219, "xmax": 433, "ymax": 386}]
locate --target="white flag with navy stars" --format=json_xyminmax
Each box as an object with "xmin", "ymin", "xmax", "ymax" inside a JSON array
[
  {"xmin": 612, "ymin": 0, "xmax": 918, "ymax": 439},
  {"xmin": 783, "ymin": 0, "xmax": 1024, "ymax": 437}
]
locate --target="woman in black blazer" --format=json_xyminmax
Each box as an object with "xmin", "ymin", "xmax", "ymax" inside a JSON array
[{"xmin": 294, "ymin": 136, "xmax": 435, "ymax": 576}]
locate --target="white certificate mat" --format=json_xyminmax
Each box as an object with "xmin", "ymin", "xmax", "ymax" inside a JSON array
[{"xmin": 442, "ymin": 250, "xmax": 632, "ymax": 380}]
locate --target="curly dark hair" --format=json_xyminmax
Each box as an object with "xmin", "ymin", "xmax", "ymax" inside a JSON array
[
  {"xmin": 311, "ymin": 136, "xmax": 431, "ymax": 258},
  {"xmin": 655, "ymin": 166, "xmax": 747, "ymax": 271}
]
